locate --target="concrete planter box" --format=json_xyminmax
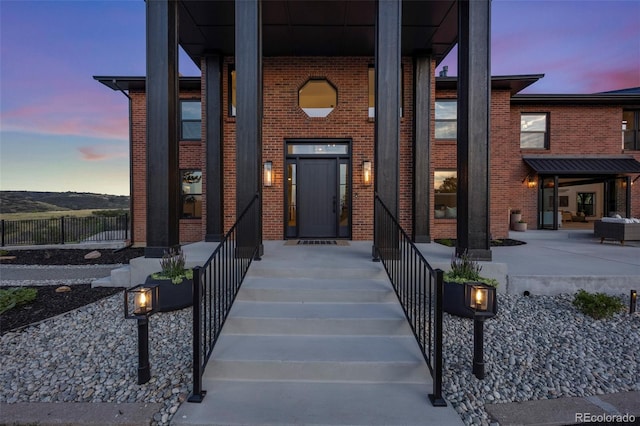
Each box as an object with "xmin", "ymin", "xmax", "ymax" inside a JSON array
[
  {"xmin": 145, "ymin": 276, "xmax": 193, "ymax": 312},
  {"xmin": 513, "ymin": 222, "xmax": 527, "ymax": 232}
]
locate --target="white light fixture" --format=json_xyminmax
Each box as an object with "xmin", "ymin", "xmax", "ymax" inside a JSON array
[{"xmin": 263, "ymin": 161, "xmax": 273, "ymax": 187}]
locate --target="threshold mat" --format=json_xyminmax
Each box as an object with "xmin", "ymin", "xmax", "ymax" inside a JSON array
[{"xmin": 284, "ymin": 240, "xmax": 349, "ymax": 246}]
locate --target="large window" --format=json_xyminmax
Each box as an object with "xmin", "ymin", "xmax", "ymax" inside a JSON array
[
  {"xmin": 520, "ymin": 113, "xmax": 548, "ymax": 149},
  {"xmin": 623, "ymin": 110, "xmax": 639, "ymax": 150},
  {"xmin": 435, "ymin": 100, "xmax": 457, "ymax": 139},
  {"xmin": 181, "ymin": 170, "xmax": 202, "ymax": 218},
  {"xmin": 434, "ymin": 171, "xmax": 457, "ymax": 219},
  {"xmin": 180, "ymin": 100, "xmax": 201, "ymax": 140}
]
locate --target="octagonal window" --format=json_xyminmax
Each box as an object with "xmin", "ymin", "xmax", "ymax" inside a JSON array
[{"xmin": 299, "ymin": 78, "xmax": 337, "ymax": 118}]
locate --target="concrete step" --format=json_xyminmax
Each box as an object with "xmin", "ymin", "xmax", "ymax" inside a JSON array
[
  {"xmin": 225, "ymin": 301, "xmax": 410, "ymax": 335},
  {"xmin": 238, "ymin": 276, "xmax": 395, "ymax": 303},
  {"xmin": 247, "ymin": 265, "xmax": 387, "ymax": 280},
  {"xmin": 91, "ymin": 265, "xmax": 131, "ymax": 288},
  {"xmin": 172, "ymin": 380, "xmax": 463, "ymax": 426},
  {"xmin": 206, "ymin": 334, "xmax": 430, "ymax": 383}
]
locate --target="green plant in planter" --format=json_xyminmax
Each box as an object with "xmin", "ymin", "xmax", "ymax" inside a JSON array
[
  {"xmin": 151, "ymin": 248, "xmax": 193, "ymax": 284},
  {"xmin": 444, "ymin": 251, "xmax": 498, "ymax": 287}
]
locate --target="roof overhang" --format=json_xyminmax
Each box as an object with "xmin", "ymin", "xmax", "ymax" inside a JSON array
[
  {"xmin": 436, "ymin": 74, "xmax": 544, "ymax": 96},
  {"xmin": 93, "ymin": 76, "xmax": 201, "ymax": 92},
  {"xmin": 512, "ymin": 94, "xmax": 640, "ymax": 106},
  {"xmin": 178, "ymin": 0, "xmax": 458, "ymax": 66},
  {"xmin": 523, "ymin": 156, "xmax": 640, "ymax": 175}
]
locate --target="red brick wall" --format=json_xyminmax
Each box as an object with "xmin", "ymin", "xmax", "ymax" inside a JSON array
[
  {"xmin": 129, "ymin": 89, "xmax": 203, "ymax": 246},
  {"xmin": 129, "ymin": 59, "xmax": 639, "ymax": 245}
]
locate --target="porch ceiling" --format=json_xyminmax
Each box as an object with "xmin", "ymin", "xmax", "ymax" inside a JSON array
[
  {"xmin": 178, "ymin": 0, "xmax": 457, "ymax": 64},
  {"xmin": 523, "ymin": 157, "xmax": 640, "ymax": 175}
]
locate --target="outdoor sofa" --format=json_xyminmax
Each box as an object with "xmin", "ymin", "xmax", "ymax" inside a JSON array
[{"xmin": 594, "ymin": 217, "xmax": 640, "ymax": 245}]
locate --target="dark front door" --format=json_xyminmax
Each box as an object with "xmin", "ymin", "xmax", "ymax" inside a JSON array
[{"xmin": 298, "ymin": 159, "xmax": 337, "ymax": 238}]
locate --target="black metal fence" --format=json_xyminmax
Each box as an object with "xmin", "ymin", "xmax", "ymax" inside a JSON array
[
  {"xmin": 373, "ymin": 195, "xmax": 446, "ymax": 407},
  {"xmin": 188, "ymin": 194, "xmax": 260, "ymax": 402},
  {"xmin": 1, "ymin": 215, "xmax": 129, "ymax": 246}
]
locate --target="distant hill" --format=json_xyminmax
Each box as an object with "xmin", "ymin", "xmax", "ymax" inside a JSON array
[{"xmin": 0, "ymin": 191, "xmax": 129, "ymax": 214}]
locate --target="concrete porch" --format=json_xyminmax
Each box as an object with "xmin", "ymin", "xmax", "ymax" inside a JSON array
[{"xmin": 171, "ymin": 240, "xmax": 464, "ymax": 426}]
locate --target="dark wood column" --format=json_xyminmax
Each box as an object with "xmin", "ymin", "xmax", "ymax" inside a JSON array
[
  {"xmin": 374, "ymin": 0, "xmax": 401, "ymax": 218},
  {"xmin": 145, "ymin": 0, "xmax": 179, "ymax": 258},
  {"xmin": 413, "ymin": 53, "xmax": 432, "ymax": 243},
  {"xmin": 235, "ymin": 0, "xmax": 263, "ymax": 255},
  {"xmin": 204, "ymin": 54, "xmax": 224, "ymax": 242},
  {"xmin": 456, "ymin": 0, "xmax": 492, "ymax": 260}
]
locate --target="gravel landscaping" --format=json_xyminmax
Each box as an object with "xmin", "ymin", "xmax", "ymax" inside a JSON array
[
  {"xmin": 1, "ymin": 290, "xmax": 638, "ymax": 425},
  {"xmin": 442, "ymin": 293, "xmax": 640, "ymax": 425}
]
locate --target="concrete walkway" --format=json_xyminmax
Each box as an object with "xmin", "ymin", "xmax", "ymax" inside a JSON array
[{"xmin": 172, "ymin": 241, "xmax": 464, "ymax": 426}]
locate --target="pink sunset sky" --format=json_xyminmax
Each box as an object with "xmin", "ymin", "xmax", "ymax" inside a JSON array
[{"xmin": 1, "ymin": 0, "xmax": 638, "ymax": 196}]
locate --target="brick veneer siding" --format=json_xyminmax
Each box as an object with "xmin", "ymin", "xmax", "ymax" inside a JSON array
[
  {"xmin": 220, "ymin": 56, "xmax": 416, "ymax": 241},
  {"xmin": 128, "ymin": 59, "xmax": 639, "ymax": 246},
  {"xmin": 129, "ymin": 89, "xmax": 203, "ymax": 246}
]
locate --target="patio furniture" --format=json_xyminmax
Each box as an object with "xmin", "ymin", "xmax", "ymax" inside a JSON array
[{"xmin": 594, "ymin": 219, "xmax": 640, "ymax": 245}]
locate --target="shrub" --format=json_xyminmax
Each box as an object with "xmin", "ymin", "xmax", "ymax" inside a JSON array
[
  {"xmin": 0, "ymin": 287, "xmax": 37, "ymax": 315},
  {"xmin": 573, "ymin": 290, "xmax": 624, "ymax": 319}
]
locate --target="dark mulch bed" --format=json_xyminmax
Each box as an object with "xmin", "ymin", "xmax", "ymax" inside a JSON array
[
  {"xmin": 1, "ymin": 247, "xmax": 143, "ymax": 333},
  {"xmin": 1, "ymin": 284, "xmax": 123, "ymax": 334},
  {"xmin": 434, "ymin": 238, "xmax": 526, "ymax": 247},
  {"xmin": 0, "ymin": 247, "xmax": 145, "ymax": 265}
]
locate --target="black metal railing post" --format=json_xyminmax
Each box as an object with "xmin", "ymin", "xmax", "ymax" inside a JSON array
[
  {"xmin": 1, "ymin": 219, "xmax": 4, "ymax": 247},
  {"xmin": 188, "ymin": 266, "xmax": 206, "ymax": 402},
  {"xmin": 429, "ymin": 268, "xmax": 447, "ymax": 406},
  {"xmin": 60, "ymin": 216, "xmax": 65, "ymax": 244}
]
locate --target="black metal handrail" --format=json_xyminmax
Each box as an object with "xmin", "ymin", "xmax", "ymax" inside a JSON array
[
  {"xmin": 0, "ymin": 215, "xmax": 129, "ymax": 246},
  {"xmin": 188, "ymin": 194, "xmax": 260, "ymax": 402},
  {"xmin": 373, "ymin": 195, "xmax": 446, "ymax": 407}
]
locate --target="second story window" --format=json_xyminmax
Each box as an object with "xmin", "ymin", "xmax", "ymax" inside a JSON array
[
  {"xmin": 520, "ymin": 113, "xmax": 548, "ymax": 149},
  {"xmin": 623, "ymin": 110, "xmax": 639, "ymax": 150},
  {"xmin": 180, "ymin": 100, "xmax": 201, "ymax": 140},
  {"xmin": 435, "ymin": 100, "xmax": 457, "ymax": 139}
]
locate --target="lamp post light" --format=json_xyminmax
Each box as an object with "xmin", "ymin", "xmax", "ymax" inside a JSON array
[
  {"xmin": 464, "ymin": 282, "xmax": 497, "ymax": 380},
  {"xmin": 125, "ymin": 285, "xmax": 158, "ymax": 385},
  {"xmin": 631, "ymin": 290, "xmax": 637, "ymax": 314}
]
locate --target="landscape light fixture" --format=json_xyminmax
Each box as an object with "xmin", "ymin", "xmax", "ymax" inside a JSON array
[
  {"xmin": 125, "ymin": 285, "xmax": 159, "ymax": 384},
  {"xmin": 464, "ymin": 282, "xmax": 497, "ymax": 379},
  {"xmin": 263, "ymin": 161, "xmax": 273, "ymax": 187},
  {"xmin": 363, "ymin": 161, "xmax": 372, "ymax": 185},
  {"xmin": 631, "ymin": 290, "xmax": 637, "ymax": 314}
]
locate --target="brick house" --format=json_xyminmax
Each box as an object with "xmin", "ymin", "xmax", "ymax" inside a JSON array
[{"xmin": 95, "ymin": 1, "xmax": 640, "ymax": 257}]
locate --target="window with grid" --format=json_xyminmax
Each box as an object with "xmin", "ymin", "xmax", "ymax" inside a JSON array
[
  {"xmin": 435, "ymin": 100, "xmax": 457, "ymax": 139},
  {"xmin": 623, "ymin": 110, "xmax": 639, "ymax": 150},
  {"xmin": 180, "ymin": 100, "xmax": 201, "ymax": 140}
]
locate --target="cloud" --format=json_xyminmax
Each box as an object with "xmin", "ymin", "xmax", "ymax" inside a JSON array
[
  {"xmin": 0, "ymin": 90, "xmax": 129, "ymax": 140},
  {"xmin": 77, "ymin": 144, "xmax": 127, "ymax": 162}
]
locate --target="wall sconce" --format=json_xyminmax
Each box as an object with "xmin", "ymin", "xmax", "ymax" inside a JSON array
[
  {"xmin": 464, "ymin": 282, "xmax": 497, "ymax": 379},
  {"xmin": 263, "ymin": 161, "xmax": 273, "ymax": 187},
  {"xmin": 527, "ymin": 176, "xmax": 537, "ymax": 188},
  {"xmin": 125, "ymin": 284, "xmax": 159, "ymax": 384},
  {"xmin": 363, "ymin": 161, "xmax": 372, "ymax": 185},
  {"xmin": 631, "ymin": 290, "xmax": 637, "ymax": 314}
]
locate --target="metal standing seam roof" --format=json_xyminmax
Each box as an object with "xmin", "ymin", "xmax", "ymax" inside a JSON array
[{"xmin": 523, "ymin": 157, "xmax": 640, "ymax": 175}]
